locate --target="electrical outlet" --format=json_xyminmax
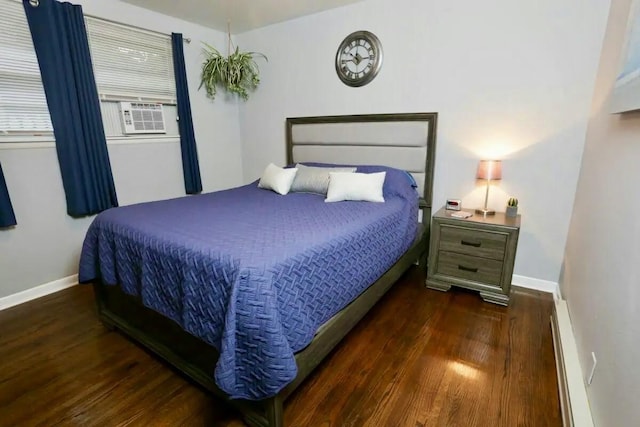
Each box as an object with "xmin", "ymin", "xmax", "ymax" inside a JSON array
[{"xmin": 587, "ymin": 352, "xmax": 597, "ymax": 385}]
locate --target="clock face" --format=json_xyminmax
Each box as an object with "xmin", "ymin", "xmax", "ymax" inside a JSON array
[{"xmin": 335, "ymin": 31, "xmax": 383, "ymax": 87}]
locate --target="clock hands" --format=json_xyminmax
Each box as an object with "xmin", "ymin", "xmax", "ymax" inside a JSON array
[
  {"xmin": 344, "ymin": 51, "xmax": 370, "ymax": 67},
  {"xmin": 342, "ymin": 52, "xmax": 357, "ymax": 65},
  {"xmin": 344, "ymin": 53, "xmax": 357, "ymax": 63},
  {"xmin": 340, "ymin": 48, "xmax": 374, "ymax": 80}
]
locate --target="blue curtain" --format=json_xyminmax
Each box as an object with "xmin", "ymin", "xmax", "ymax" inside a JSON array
[
  {"xmin": 0, "ymin": 163, "xmax": 17, "ymax": 228},
  {"xmin": 172, "ymin": 33, "xmax": 202, "ymax": 194},
  {"xmin": 23, "ymin": 0, "xmax": 118, "ymax": 217}
]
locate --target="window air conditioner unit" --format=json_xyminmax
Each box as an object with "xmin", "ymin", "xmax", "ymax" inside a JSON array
[{"xmin": 119, "ymin": 102, "xmax": 166, "ymax": 134}]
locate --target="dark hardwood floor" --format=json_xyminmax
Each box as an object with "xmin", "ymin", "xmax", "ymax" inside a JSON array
[{"xmin": 0, "ymin": 267, "xmax": 561, "ymax": 426}]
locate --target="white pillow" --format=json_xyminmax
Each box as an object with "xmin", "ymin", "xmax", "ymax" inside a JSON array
[
  {"xmin": 290, "ymin": 164, "xmax": 357, "ymax": 194},
  {"xmin": 325, "ymin": 172, "xmax": 386, "ymax": 203},
  {"xmin": 258, "ymin": 163, "xmax": 298, "ymax": 195}
]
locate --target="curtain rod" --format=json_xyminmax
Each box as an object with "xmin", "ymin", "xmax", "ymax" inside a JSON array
[{"xmin": 19, "ymin": 0, "xmax": 191, "ymax": 43}]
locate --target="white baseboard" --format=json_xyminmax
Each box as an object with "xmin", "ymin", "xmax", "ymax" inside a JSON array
[
  {"xmin": 0, "ymin": 275, "xmax": 78, "ymax": 311},
  {"xmin": 551, "ymin": 299, "xmax": 594, "ymax": 427},
  {"xmin": 512, "ymin": 274, "xmax": 560, "ymax": 299}
]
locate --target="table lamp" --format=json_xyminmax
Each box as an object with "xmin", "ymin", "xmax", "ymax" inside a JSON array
[{"xmin": 475, "ymin": 160, "xmax": 502, "ymax": 216}]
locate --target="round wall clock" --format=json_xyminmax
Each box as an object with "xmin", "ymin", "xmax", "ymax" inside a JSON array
[{"xmin": 335, "ymin": 30, "xmax": 383, "ymax": 87}]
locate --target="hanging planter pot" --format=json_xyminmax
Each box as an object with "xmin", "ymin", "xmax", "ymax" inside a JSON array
[{"xmin": 199, "ymin": 32, "xmax": 267, "ymax": 101}]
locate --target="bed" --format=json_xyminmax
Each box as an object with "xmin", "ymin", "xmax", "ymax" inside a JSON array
[{"xmin": 79, "ymin": 112, "xmax": 438, "ymax": 427}]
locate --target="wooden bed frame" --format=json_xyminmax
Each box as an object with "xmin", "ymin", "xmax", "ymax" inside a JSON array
[{"xmin": 92, "ymin": 112, "xmax": 438, "ymax": 427}]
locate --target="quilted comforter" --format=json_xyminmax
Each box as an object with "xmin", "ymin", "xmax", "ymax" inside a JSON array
[{"xmin": 79, "ymin": 165, "xmax": 419, "ymax": 400}]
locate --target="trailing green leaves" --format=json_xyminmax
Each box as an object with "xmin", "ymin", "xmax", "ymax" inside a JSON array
[{"xmin": 199, "ymin": 43, "xmax": 267, "ymax": 101}]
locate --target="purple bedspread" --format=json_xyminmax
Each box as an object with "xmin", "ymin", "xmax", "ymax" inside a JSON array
[{"xmin": 78, "ymin": 166, "xmax": 418, "ymax": 399}]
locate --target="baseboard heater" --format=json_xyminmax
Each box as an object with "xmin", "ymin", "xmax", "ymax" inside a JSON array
[{"xmin": 550, "ymin": 299, "xmax": 594, "ymax": 427}]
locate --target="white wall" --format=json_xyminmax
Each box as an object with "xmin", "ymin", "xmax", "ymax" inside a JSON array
[
  {"xmin": 560, "ymin": 0, "xmax": 640, "ymax": 425},
  {"xmin": 0, "ymin": 0, "xmax": 243, "ymax": 298},
  {"xmin": 236, "ymin": 0, "xmax": 610, "ymax": 283}
]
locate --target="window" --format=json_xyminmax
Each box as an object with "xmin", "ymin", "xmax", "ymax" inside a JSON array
[
  {"xmin": 85, "ymin": 17, "xmax": 176, "ymax": 103},
  {"xmin": 0, "ymin": 0, "xmax": 53, "ymax": 135},
  {"xmin": 0, "ymin": 5, "xmax": 178, "ymax": 140}
]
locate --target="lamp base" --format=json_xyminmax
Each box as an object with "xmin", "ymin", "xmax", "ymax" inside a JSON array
[{"xmin": 475, "ymin": 208, "xmax": 496, "ymax": 216}]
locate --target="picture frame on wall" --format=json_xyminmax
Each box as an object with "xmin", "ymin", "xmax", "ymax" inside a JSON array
[{"xmin": 611, "ymin": 0, "xmax": 640, "ymax": 113}]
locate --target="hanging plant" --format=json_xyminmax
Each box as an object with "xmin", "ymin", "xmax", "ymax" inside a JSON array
[{"xmin": 199, "ymin": 26, "xmax": 267, "ymax": 101}]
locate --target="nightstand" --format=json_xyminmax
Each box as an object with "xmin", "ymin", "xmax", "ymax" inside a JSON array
[{"xmin": 426, "ymin": 207, "xmax": 521, "ymax": 305}]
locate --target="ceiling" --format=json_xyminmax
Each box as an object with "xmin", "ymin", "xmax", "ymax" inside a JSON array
[{"xmin": 120, "ymin": 0, "xmax": 364, "ymax": 34}]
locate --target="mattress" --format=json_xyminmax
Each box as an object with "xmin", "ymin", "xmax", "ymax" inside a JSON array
[{"xmin": 79, "ymin": 165, "xmax": 419, "ymax": 399}]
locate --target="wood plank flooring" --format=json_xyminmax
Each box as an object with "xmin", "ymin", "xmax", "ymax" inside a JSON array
[{"xmin": 0, "ymin": 267, "xmax": 561, "ymax": 426}]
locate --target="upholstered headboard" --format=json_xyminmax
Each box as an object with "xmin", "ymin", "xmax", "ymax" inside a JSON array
[{"xmin": 286, "ymin": 113, "xmax": 438, "ymax": 209}]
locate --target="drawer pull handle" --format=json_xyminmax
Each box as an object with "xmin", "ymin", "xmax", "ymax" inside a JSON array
[
  {"xmin": 461, "ymin": 240, "xmax": 481, "ymax": 247},
  {"xmin": 458, "ymin": 264, "xmax": 478, "ymax": 273}
]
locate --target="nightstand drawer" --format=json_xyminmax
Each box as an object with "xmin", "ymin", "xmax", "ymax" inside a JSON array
[
  {"xmin": 436, "ymin": 251, "xmax": 503, "ymax": 286},
  {"xmin": 439, "ymin": 225, "xmax": 507, "ymax": 260}
]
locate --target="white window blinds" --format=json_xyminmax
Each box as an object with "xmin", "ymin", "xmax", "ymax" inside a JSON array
[
  {"xmin": 85, "ymin": 17, "xmax": 176, "ymax": 103},
  {"xmin": 0, "ymin": 0, "xmax": 53, "ymax": 134}
]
